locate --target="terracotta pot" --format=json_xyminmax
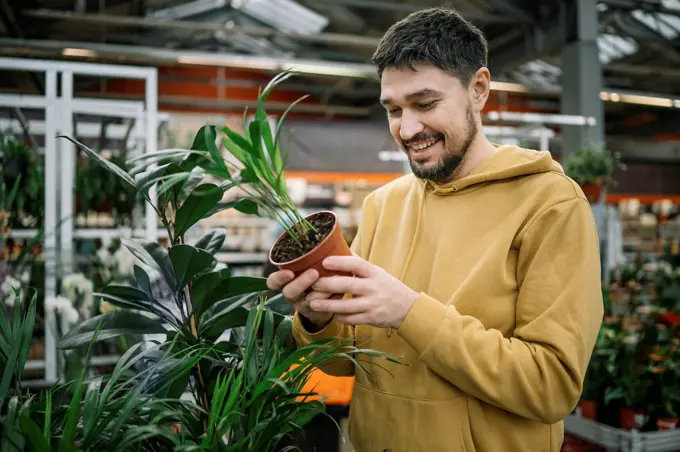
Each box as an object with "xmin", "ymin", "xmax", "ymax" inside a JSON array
[
  {"xmin": 580, "ymin": 182, "xmax": 603, "ymax": 203},
  {"xmin": 577, "ymin": 400, "xmax": 598, "ymax": 421},
  {"xmin": 269, "ymin": 210, "xmax": 352, "ymax": 278},
  {"xmin": 656, "ymin": 417, "xmax": 678, "ymax": 430},
  {"xmin": 619, "ymin": 408, "xmax": 646, "ymax": 430}
]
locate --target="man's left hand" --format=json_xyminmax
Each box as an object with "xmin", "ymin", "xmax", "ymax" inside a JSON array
[{"xmin": 309, "ymin": 255, "xmax": 420, "ymax": 329}]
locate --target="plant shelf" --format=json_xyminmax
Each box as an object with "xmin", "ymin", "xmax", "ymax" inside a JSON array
[{"xmin": 565, "ymin": 414, "xmax": 680, "ymax": 451}]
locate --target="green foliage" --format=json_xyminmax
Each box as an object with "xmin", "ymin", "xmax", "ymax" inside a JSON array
[
  {"xmin": 562, "ymin": 145, "xmax": 625, "ymax": 186},
  {"xmin": 0, "ymin": 77, "xmax": 397, "ymax": 450}
]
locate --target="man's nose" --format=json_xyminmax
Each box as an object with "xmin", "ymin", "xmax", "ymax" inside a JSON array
[{"xmin": 399, "ymin": 111, "xmax": 425, "ymax": 142}]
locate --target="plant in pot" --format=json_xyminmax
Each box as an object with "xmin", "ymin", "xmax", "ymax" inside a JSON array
[
  {"xmin": 646, "ymin": 323, "xmax": 680, "ymax": 430},
  {"xmin": 604, "ymin": 335, "xmax": 652, "ymax": 430},
  {"xmin": 15, "ymin": 100, "xmax": 396, "ymax": 449},
  {"xmin": 196, "ymin": 72, "xmax": 353, "ymax": 278},
  {"xmin": 562, "ymin": 145, "xmax": 625, "ymax": 203},
  {"xmin": 579, "ymin": 322, "xmax": 619, "ymax": 421}
]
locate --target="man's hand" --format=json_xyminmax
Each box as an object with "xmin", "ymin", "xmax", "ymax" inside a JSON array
[
  {"xmin": 266, "ymin": 268, "xmax": 334, "ymax": 330},
  {"xmin": 309, "ymin": 255, "xmax": 420, "ymax": 329}
]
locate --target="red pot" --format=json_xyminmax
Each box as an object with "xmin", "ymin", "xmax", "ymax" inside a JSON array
[
  {"xmin": 656, "ymin": 417, "xmax": 678, "ymax": 430},
  {"xmin": 620, "ymin": 408, "xmax": 646, "ymax": 430},
  {"xmin": 580, "ymin": 182, "xmax": 603, "ymax": 203},
  {"xmin": 577, "ymin": 400, "xmax": 598, "ymax": 421},
  {"xmin": 269, "ymin": 210, "xmax": 352, "ymax": 278}
]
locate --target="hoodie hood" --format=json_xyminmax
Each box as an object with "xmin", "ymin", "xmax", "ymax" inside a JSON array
[{"xmin": 426, "ymin": 144, "xmax": 563, "ymax": 195}]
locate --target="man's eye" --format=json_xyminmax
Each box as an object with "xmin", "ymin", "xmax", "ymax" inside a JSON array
[
  {"xmin": 416, "ymin": 102, "xmax": 436, "ymax": 110},
  {"xmin": 387, "ymin": 108, "xmax": 401, "ymax": 116}
]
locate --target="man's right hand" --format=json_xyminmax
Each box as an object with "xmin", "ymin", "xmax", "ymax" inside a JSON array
[{"xmin": 266, "ymin": 268, "xmax": 333, "ymax": 330}]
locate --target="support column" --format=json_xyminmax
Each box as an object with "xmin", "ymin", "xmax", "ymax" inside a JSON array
[
  {"xmin": 560, "ymin": 0, "xmax": 608, "ymax": 279},
  {"xmin": 560, "ymin": 0, "xmax": 604, "ymax": 155}
]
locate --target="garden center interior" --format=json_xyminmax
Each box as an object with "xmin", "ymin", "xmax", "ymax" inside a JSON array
[{"xmin": 1, "ymin": 1, "xmax": 680, "ymax": 451}]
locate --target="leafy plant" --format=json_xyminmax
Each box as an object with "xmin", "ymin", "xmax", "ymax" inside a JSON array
[
  {"xmin": 0, "ymin": 135, "xmax": 44, "ymax": 228},
  {"xmin": 562, "ymin": 145, "xmax": 625, "ymax": 186},
  {"xmin": 0, "ymin": 80, "xmax": 396, "ymax": 450}
]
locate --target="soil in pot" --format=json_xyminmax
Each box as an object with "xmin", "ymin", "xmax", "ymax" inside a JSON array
[
  {"xmin": 271, "ymin": 212, "xmax": 335, "ymax": 263},
  {"xmin": 269, "ymin": 211, "xmax": 352, "ymax": 278}
]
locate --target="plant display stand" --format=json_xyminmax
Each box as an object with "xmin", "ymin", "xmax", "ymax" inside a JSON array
[
  {"xmin": 0, "ymin": 56, "xmax": 158, "ymax": 384},
  {"xmin": 565, "ymin": 414, "xmax": 680, "ymax": 451}
]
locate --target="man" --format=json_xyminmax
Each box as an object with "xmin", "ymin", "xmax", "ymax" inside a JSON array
[{"xmin": 267, "ymin": 7, "xmax": 603, "ymax": 452}]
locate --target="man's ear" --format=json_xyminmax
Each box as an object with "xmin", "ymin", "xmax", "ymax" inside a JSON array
[{"xmin": 470, "ymin": 67, "xmax": 491, "ymax": 113}]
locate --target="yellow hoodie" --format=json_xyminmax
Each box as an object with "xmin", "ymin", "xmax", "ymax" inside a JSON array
[{"xmin": 293, "ymin": 145, "xmax": 604, "ymax": 452}]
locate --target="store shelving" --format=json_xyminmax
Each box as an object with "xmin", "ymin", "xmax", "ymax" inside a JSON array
[{"xmin": 565, "ymin": 414, "xmax": 680, "ymax": 451}]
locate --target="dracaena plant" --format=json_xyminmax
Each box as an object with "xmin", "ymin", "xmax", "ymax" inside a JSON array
[{"xmin": 196, "ymin": 72, "xmax": 321, "ymax": 254}]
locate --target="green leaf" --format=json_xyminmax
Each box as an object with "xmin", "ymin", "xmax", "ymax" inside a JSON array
[
  {"xmin": 134, "ymin": 265, "xmax": 153, "ymax": 299},
  {"xmin": 199, "ymin": 276, "xmax": 269, "ymax": 320},
  {"xmin": 174, "ymin": 183, "xmax": 223, "ymax": 237},
  {"xmin": 17, "ymin": 290, "xmax": 38, "ymax": 377},
  {"xmin": 202, "ymin": 124, "xmax": 230, "ymax": 177},
  {"xmin": 58, "ymin": 312, "xmax": 167, "ymax": 349},
  {"xmin": 178, "ymin": 172, "xmax": 205, "ymax": 203},
  {"xmin": 133, "ymin": 162, "xmax": 173, "ymax": 197},
  {"xmin": 59, "ymin": 136, "xmax": 135, "ymax": 188},
  {"xmin": 204, "ymin": 307, "xmax": 250, "ymax": 340},
  {"xmin": 194, "ymin": 229, "xmax": 226, "ymax": 255},
  {"xmin": 121, "ymin": 238, "xmax": 176, "ymax": 293},
  {"xmin": 169, "ymin": 245, "xmax": 215, "ymax": 291},
  {"xmin": 19, "ymin": 416, "xmax": 51, "ymax": 452},
  {"xmin": 207, "ymin": 198, "xmax": 259, "ymax": 217},
  {"xmin": 190, "ymin": 268, "xmax": 231, "ymax": 317},
  {"xmin": 100, "ymin": 284, "xmax": 150, "ymax": 302}
]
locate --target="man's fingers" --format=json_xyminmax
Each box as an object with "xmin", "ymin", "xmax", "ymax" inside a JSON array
[
  {"xmin": 309, "ymin": 297, "xmax": 370, "ymax": 315},
  {"xmin": 312, "ymin": 275, "xmax": 364, "ymax": 295},
  {"xmin": 322, "ymin": 255, "xmax": 375, "ymax": 277},
  {"xmin": 281, "ymin": 268, "xmax": 319, "ymax": 301},
  {"xmin": 266, "ymin": 270, "xmax": 295, "ymax": 291}
]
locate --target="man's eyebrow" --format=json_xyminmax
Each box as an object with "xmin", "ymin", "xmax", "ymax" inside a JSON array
[{"xmin": 380, "ymin": 88, "xmax": 443, "ymax": 106}]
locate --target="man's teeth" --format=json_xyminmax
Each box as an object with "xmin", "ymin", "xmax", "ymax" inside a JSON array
[{"xmin": 409, "ymin": 138, "xmax": 440, "ymax": 151}]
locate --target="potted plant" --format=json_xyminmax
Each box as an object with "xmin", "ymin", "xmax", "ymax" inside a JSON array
[
  {"xmin": 562, "ymin": 146, "xmax": 625, "ymax": 203},
  {"xmin": 1, "ymin": 77, "xmax": 396, "ymax": 449},
  {"xmin": 201, "ymin": 72, "xmax": 353, "ymax": 278},
  {"xmin": 579, "ymin": 322, "xmax": 619, "ymax": 420}
]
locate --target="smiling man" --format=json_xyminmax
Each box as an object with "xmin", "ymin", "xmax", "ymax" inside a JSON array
[{"xmin": 267, "ymin": 7, "xmax": 603, "ymax": 452}]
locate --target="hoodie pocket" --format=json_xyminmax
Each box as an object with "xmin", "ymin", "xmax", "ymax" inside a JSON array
[{"xmin": 350, "ymin": 383, "xmax": 476, "ymax": 452}]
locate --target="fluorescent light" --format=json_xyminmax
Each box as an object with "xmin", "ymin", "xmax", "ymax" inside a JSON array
[
  {"xmin": 617, "ymin": 93, "xmax": 674, "ymax": 107},
  {"xmin": 281, "ymin": 63, "xmax": 373, "ymax": 78},
  {"xmin": 490, "ymin": 81, "xmax": 528, "ymax": 93},
  {"xmin": 62, "ymin": 48, "xmax": 97, "ymax": 57},
  {"xmin": 176, "ymin": 54, "xmax": 278, "ymax": 70},
  {"xmin": 233, "ymin": 0, "xmax": 329, "ymax": 35}
]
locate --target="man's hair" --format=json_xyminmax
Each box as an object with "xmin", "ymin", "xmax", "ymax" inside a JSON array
[{"xmin": 372, "ymin": 7, "xmax": 488, "ymax": 85}]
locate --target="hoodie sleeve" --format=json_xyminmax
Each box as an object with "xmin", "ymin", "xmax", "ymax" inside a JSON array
[{"xmin": 396, "ymin": 197, "xmax": 604, "ymax": 424}]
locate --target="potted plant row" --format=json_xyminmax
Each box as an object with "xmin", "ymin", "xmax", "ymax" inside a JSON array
[{"xmin": 577, "ymin": 258, "xmax": 680, "ymax": 432}]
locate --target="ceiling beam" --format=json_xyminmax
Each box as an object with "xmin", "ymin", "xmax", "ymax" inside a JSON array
[
  {"xmin": 21, "ymin": 9, "xmax": 382, "ymax": 49},
  {"xmin": 484, "ymin": 0, "xmax": 535, "ymax": 23},
  {"xmin": 601, "ymin": 0, "xmax": 680, "ymax": 19},
  {"xmin": 311, "ymin": 0, "xmax": 529, "ymax": 23},
  {"xmin": 488, "ymin": 3, "xmax": 566, "ymax": 74}
]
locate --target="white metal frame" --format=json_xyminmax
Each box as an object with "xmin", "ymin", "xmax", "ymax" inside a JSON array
[{"xmin": 0, "ymin": 57, "xmax": 158, "ymax": 384}]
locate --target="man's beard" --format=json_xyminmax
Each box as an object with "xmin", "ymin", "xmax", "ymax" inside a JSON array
[{"xmin": 408, "ymin": 106, "xmax": 477, "ymax": 184}]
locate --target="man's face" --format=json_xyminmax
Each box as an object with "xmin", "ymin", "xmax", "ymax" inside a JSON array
[{"xmin": 380, "ymin": 65, "xmax": 478, "ymax": 184}]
